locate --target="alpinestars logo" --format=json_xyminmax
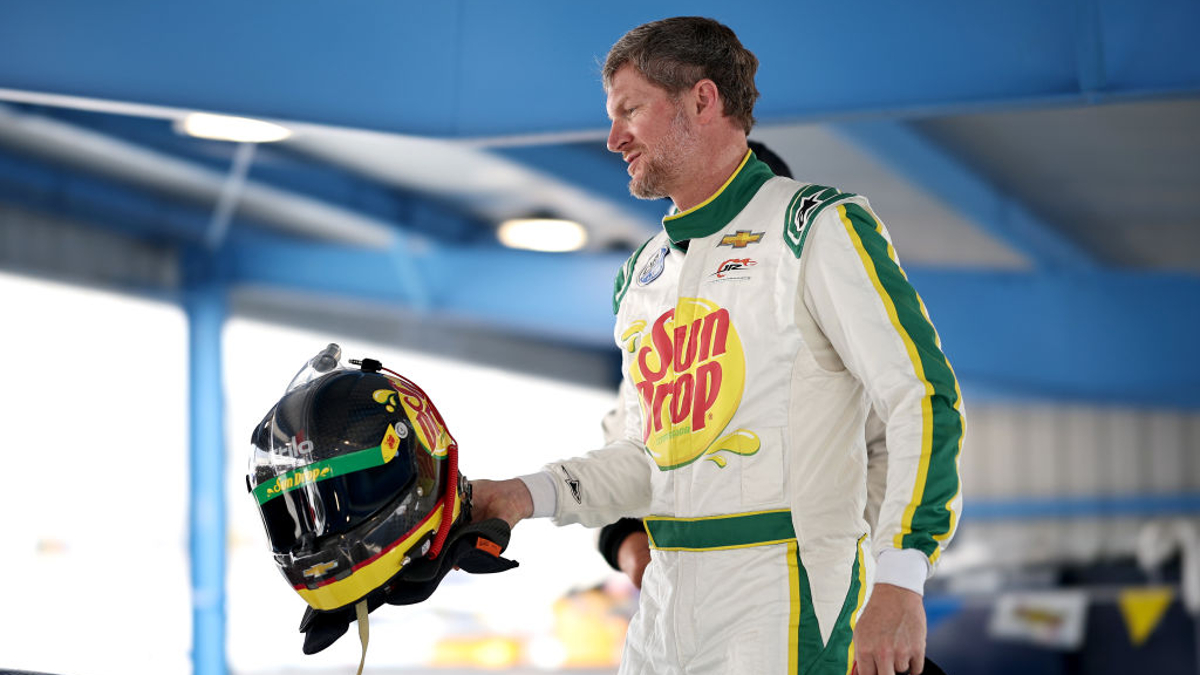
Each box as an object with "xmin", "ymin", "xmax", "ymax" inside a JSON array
[
  {"xmin": 796, "ymin": 194, "xmax": 822, "ymax": 223},
  {"xmin": 558, "ymin": 465, "xmax": 583, "ymax": 504}
]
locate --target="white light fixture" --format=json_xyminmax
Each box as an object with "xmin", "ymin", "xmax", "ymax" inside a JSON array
[
  {"xmin": 497, "ymin": 216, "xmax": 588, "ymax": 252},
  {"xmin": 177, "ymin": 112, "xmax": 293, "ymax": 143}
]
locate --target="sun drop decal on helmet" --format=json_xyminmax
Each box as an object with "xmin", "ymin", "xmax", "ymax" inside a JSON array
[
  {"xmin": 377, "ymin": 382, "xmax": 451, "ymax": 458},
  {"xmin": 251, "ymin": 424, "xmax": 406, "ymax": 506},
  {"xmin": 627, "ymin": 297, "xmax": 760, "ymax": 470}
]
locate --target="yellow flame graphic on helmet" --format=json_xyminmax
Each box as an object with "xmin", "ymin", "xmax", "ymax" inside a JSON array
[{"xmin": 373, "ymin": 389, "xmax": 398, "ymax": 412}]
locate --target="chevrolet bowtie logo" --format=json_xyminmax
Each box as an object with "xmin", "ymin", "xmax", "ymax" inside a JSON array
[
  {"xmin": 302, "ymin": 561, "xmax": 338, "ymax": 578},
  {"xmin": 719, "ymin": 230, "xmax": 765, "ymax": 248}
]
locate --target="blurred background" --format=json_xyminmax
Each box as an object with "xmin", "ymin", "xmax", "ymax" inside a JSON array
[{"xmin": 1, "ymin": 2, "xmax": 1198, "ymax": 674}]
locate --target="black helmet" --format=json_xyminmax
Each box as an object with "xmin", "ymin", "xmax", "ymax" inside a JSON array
[
  {"xmin": 248, "ymin": 344, "xmax": 467, "ymax": 613},
  {"xmin": 249, "ymin": 345, "xmax": 517, "ymax": 659}
]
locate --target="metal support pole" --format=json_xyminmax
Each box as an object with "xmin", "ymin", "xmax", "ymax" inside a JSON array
[{"xmin": 184, "ymin": 247, "xmax": 228, "ymax": 675}]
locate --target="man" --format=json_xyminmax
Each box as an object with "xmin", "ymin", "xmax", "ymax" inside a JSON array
[{"xmin": 471, "ymin": 16, "xmax": 964, "ymax": 675}]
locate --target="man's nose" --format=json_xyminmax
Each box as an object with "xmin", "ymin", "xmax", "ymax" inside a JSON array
[{"xmin": 607, "ymin": 121, "xmax": 628, "ymax": 153}]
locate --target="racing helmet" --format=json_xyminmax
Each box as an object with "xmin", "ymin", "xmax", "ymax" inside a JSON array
[{"xmin": 248, "ymin": 344, "xmax": 465, "ymax": 613}]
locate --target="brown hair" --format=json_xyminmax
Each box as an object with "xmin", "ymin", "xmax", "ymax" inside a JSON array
[{"xmin": 602, "ymin": 16, "xmax": 760, "ymax": 133}]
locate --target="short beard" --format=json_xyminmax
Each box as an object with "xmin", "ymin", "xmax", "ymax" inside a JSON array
[{"xmin": 628, "ymin": 103, "xmax": 697, "ymax": 201}]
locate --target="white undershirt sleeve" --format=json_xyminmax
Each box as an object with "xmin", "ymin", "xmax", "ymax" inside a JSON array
[
  {"xmin": 517, "ymin": 471, "xmax": 558, "ymax": 519},
  {"xmin": 875, "ymin": 548, "xmax": 932, "ymax": 596}
]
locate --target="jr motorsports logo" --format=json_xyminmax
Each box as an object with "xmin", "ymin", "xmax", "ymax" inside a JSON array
[
  {"xmin": 711, "ymin": 258, "xmax": 756, "ymax": 281},
  {"xmin": 624, "ymin": 298, "xmax": 760, "ymax": 470}
]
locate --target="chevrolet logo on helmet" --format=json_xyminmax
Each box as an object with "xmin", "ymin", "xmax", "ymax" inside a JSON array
[{"xmin": 302, "ymin": 561, "xmax": 339, "ymax": 579}]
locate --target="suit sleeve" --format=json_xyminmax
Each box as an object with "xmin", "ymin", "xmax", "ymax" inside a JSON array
[
  {"xmin": 801, "ymin": 197, "xmax": 965, "ymax": 575},
  {"xmin": 535, "ymin": 439, "xmax": 651, "ymax": 527},
  {"xmin": 538, "ymin": 364, "xmax": 651, "ymax": 527}
]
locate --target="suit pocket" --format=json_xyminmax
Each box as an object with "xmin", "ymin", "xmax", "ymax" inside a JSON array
[{"xmin": 740, "ymin": 426, "xmax": 785, "ymax": 508}]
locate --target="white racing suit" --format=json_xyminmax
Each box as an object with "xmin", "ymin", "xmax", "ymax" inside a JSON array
[{"xmin": 529, "ymin": 151, "xmax": 964, "ymax": 675}]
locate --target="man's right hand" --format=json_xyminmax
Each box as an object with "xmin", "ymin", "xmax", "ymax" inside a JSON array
[{"xmin": 468, "ymin": 478, "xmax": 534, "ymax": 529}]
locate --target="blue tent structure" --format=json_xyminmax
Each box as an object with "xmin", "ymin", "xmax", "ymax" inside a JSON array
[{"xmin": 1, "ymin": 2, "xmax": 1198, "ymax": 673}]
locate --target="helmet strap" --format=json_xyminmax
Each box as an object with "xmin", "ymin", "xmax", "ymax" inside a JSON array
[
  {"xmin": 354, "ymin": 599, "xmax": 370, "ymax": 675},
  {"xmin": 427, "ymin": 439, "xmax": 458, "ymax": 558}
]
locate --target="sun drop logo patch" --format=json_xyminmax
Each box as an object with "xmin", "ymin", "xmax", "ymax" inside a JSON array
[
  {"xmin": 374, "ymin": 384, "xmax": 451, "ymax": 458},
  {"xmin": 626, "ymin": 298, "xmax": 760, "ymax": 470}
]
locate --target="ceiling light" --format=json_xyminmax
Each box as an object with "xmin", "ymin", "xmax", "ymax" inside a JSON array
[
  {"xmin": 497, "ymin": 217, "xmax": 588, "ymax": 252},
  {"xmin": 177, "ymin": 112, "xmax": 292, "ymax": 143}
]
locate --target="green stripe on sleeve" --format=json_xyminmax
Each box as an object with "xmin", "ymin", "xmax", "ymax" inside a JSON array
[{"xmin": 841, "ymin": 202, "xmax": 964, "ymax": 558}]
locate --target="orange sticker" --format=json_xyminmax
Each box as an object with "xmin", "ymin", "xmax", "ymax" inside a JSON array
[{"xmin": 475, "ymin": 537, "xmax": 502, "ymax": 557}]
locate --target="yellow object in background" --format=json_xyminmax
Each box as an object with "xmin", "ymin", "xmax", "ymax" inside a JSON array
[
  {"xmin": 552, "ymin": 587, "xmax": 629, "ymax": 668},
  {"xmin": 431, "ymin": 635, "xmax": 523, "ymax": 669},
  {"xmin": 1117, "ymin": 586, "xmax": 1174, "ymax": 647}
]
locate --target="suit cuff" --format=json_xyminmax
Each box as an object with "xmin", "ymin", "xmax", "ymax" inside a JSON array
[
  {"xmin": 518, "ymin": 472, "xmax": 557, "ymax": 518},
  {"xmin": 874, "ymin": 548, "xmax": 931, "ymax": 596}
]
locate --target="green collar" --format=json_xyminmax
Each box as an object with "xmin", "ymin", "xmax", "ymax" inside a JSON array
[{"xmin": 662, "ymin": 149, "xmax": 776, "ymax": 244}]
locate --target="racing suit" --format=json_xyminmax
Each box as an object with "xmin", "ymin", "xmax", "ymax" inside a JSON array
[{"xmin": 522, "ymin": 150, "xmax": 964, "ymax": 674}]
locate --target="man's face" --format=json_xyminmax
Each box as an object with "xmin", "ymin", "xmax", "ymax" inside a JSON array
[{"xmin": 606, "ymin": 64, "xmax": 699, "ymax": 201}]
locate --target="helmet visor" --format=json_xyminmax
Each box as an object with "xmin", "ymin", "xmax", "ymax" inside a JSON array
[{"xmin": 252, "ymin": 429, "xmax": 417, "ymax": 553}]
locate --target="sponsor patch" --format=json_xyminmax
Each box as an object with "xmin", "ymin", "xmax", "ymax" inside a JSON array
[
  {"xmin": 711, "ymin": 257, "xmax": 756, "ymax": 281},
  {"xmin": 637, "ymin": 245, "xmax": 669, "ymax": 285},
  {"xmin": 719, "ymin": 230, "xmax": 764, "ymax": 248},
  {"xmin": 625, "ymin": 297, "xmax": 761, "ymax": 470}
]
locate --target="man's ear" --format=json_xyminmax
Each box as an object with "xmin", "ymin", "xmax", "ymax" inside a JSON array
[{"xmin": 691, "ymin": 78, "xmax": 723, "ymax": 124}]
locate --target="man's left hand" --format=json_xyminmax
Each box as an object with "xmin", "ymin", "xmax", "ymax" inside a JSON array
[{"xmin": 852, "ymin": 583, "xmax": 926, "ymax": 675}]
